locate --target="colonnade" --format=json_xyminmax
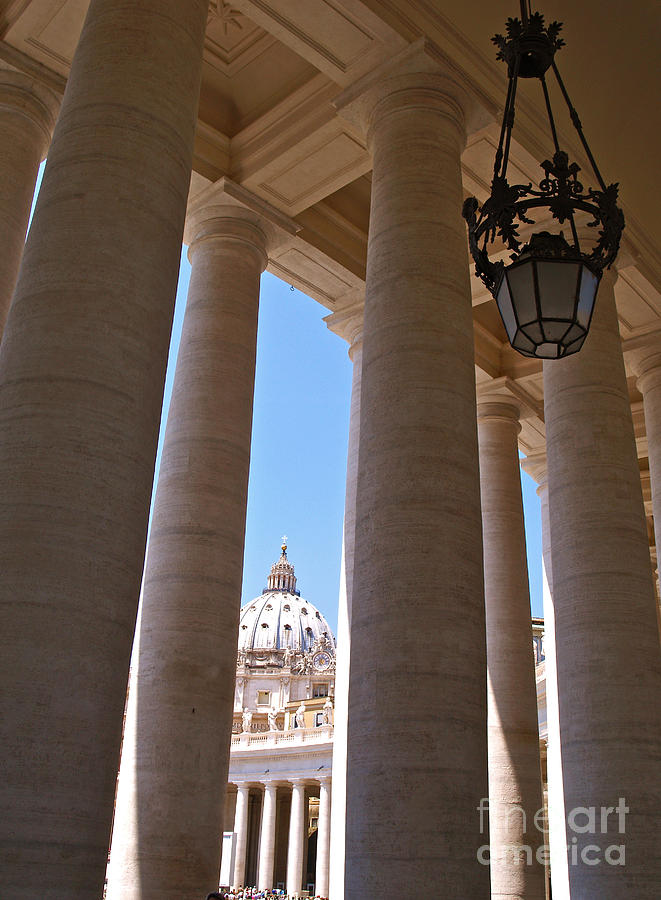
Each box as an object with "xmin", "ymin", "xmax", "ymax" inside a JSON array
[
  {"xmin": 229, "ymin": 779, "xmax": 332, "ymax": 896},
  {"xmin": 0, "ymin": 7, "xmax": 660, "ymax": 900}
]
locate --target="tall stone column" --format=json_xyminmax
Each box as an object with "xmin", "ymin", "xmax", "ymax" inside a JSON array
[
  {"xmin": 315, "ymin": 778, "xmax": 332, "ymax": 898},
  {"xmin": 520, "ymin": 452, "xmax": 570, "ymax": 900},
  {"xmin": 0, "ymin": 1, "xmax": 208, "ymax": 896},
  {"xmin": 233, "ymin": 784, "xmax": 251, "ymax": 888},
  {"xmin": 107, "ymin": 179, "xmax": 297, "ymax": 900},
  {"xmin": 544, "ymin": 270, "xmax": 661, "ymax": 898},
  {"xmin": 477, "ymin": 396, "xmax": 546, "ymax": 900},
  {"xmin": 631, "ymin": 347, "xmax": 661, "ymax": 636},
  {"xmin": 287, "ymin": 780, "xmax": 307, "ymax": 896},
  {"xmin": 258, "ymin": 783, "xmax": 279, "ymax": 891},
  {"xmin": 324, "ymin": 302, "xmax": 363, "ymax": 900},
  {"xmin": 334, "ymin": 44, "xmax": 489, "ymax": 898},
  {"xmin": 0, "ymin": 70, "xmax": 59, "ymax": 334}
]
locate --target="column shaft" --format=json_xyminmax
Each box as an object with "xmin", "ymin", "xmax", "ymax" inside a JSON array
[
  {"xmin": 342, "ymin": 71, "xmax": 489, "ymax": 898},
  {"xmin": 544, "ymin": 274, "xmax": 661, "ymax": 898},
  {"xmin": 522, "ymin": 460, "xmax": 570, "ymax": 900},
  {"xmin": 233, "ymin": 785, "xmax": 251, "ymax": 888},
  {"xmin": 287, "ymin": 782, "xmax": 306, "ymax": 895},
  {"xmin": 633, "ymin": 349, "xmax": 661, "ymax": 637},
  {"xmin": 478, "ymin": 401, "xmax": 545, "ymax": 899},
  {"xmin": 107, "ymin": 214, "xmax": 266, "ymax": 899},
  {"xmin": 316, "ymin": 779, "xmax": 332, "ymax": 898},
  {"xmin": 328, "ymin": 325, "xmax": 362, "ymax": 900},
  {"xmin": 0, "ymin": 0, "xmax": 208, "ymax": 895},
  {"xmin": 0, "ymin": 71, "xmax": 59, "ymax": 333},
  {"xmin": 258, "ymin": 784, "xmax": 278, "ymax": 891}
]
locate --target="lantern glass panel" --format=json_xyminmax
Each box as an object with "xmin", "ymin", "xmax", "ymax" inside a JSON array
[
  {"xmin": 513, "ymin": 331, "xmax": 536, "ymax": 355},
  {"xmin": 563, "ymin": 323, "xmax": 585, "ymax": 345},
  {"xmin": 577, "ymin": 267, "xmax": 599, "ymax": 327},
  {"xmin": 565, "ymin": 332, "xmax": 588, "ymax": 354},
  {"xmin": 537, "ymin": 260, "xmax": 581, "ymax": 319},
  {"xmin": 507, "ymin": 261, "xmax": 537, "ymax": 325},
  {"xmin": 522, "ymin": 321, "xmax": 544, "ymax": 343},
  {"xmin": 543, "ymin": 320, "xmax": 572, "ymax": 342},
  {"xmin": 496, "ymin": 276, "xmax": 517, "ymax": 341},
  {"xmin": 536, "ymin": 341, "xmax": 561, "ymax": 359}
]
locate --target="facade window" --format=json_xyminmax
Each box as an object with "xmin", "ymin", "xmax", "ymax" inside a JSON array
[
  {"xmin": 257, "ymin": 691, "xmax": 271, "ymax": 706},
  {"xmin": 301, "ymin": 607, "xmax": 308, "ymax": 615},
  {"xmin": 261, "ymin": 622, "xmax": 268, "ymax": 628},
  {"xmin": 283, "ymin": 623, "xmax": 292, "ymax": 630},
  {"xmin": 314, "ymin": 712, "xmax": 324, "ymax": 727},
  {"xmin": 283, "ymin": 604, "xmax": 290, "ymax": 611},
  {"xmin": 312, "ymin": 683, "xmax": 328, "ymax": 698}
]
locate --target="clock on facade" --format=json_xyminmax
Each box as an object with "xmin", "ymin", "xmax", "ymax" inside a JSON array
[{"xmin": 312, "ymin": 650, "xmax": 331, "ymax": 671}]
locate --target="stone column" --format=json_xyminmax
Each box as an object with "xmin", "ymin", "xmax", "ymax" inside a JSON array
[
  {"xmin": 544, "ymin": 270, "xmax": 661, "ymax": 898},
  {"xmin": 0, "ymin": 1, "xmax": 208, "ymax": 896},
  {"xmin": 334, "ymin": 45, "xmax": 489, "ymax": 898},
  {"xmin": 324, "ymin": 302, "xmax": 363, "ymax": 900},
  {"xmin": 520, "ymin": 452, "xmax": 570, "ymax": 900},
  {"xmin": 631, "ymin": 347, "xmax": 661, "ymax": 636},
  {"xmin": 287, "ymin": 780, "xmax": 307, "ymax": 896},
  {"xmin": 315, "ymin": 778, "xmax": 332, "ymax": 898},
  {"xmin": 0, "ymin": 70, "xmax": 59, "ymax": 334},
  {"xmin": 258, "ymin": 783, "xmax": 279, "ymax": 891},
  {"xmin": 107, "ymin": 180, "xmax": 297, "ymax": 900},
  {"xmin": 477, "ymin": 396, "xmax": 546, "ymax": 900},
  {"xmin": 233, "ymin": 784, "xmax": 251, "ymax": 888}
]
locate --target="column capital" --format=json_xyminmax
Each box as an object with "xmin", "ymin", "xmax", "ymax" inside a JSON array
[
  {"xmin": 0, "ymin": 69, "xmax": 60, "ymax": 155},
  {"xmin": 324, "ymin": 296, "xmax": 364, "ymax": 358},
  {"xmin": 288, "ymin": 778, "xmax": 308, "ymax": 788},
  {"xmin": 184, "ymin": 177, "xmax": 299, "ymax": 264},
  {"xmin": 476, "ymin": 397, "xmax": 522, "ymax": 432},
  {"xmin": 333, "ymin": 38, "xmax": 485, "ymax": 150},
  {"xmin": 520, "ymin": 450, "xmax": 548, "ymax": 493},
  {"xmin": 630, "ymin": 346, "xmax": 661, "ymax": 394}
]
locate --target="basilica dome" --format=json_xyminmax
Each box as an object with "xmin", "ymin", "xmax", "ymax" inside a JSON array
[{"xmin": 238, "ymin": 543, "xmax": 335, "ymax": 654}]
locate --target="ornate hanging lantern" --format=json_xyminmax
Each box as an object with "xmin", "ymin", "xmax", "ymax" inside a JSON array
[{"xmin": 463, "ymin": 2, "xmax": 624, "ymax": 359}]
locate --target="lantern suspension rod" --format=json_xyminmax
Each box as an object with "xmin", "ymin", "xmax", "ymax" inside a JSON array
[
  {"xmin": 519, "ymin": 0, "xmax": 531, "ymax": 26},
  {"xmin": 540, "ymin": 75, "xmax": 560, "ymax": 153},
  {"xmin": 550, "ymin": 60, "xmax": 608, "ymax": 192},
  {"xmin": 501, "ymin": 54, "xmax": 520, "ymax": 178}
]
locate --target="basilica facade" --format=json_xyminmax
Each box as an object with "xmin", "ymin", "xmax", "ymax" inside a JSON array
[{"xmin": 222, "ymin": 545, "xmax": 336, "ymax": 896}]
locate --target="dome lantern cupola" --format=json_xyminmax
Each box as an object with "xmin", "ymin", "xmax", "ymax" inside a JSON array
[{"xmin": 266, "ymin": 541, "xmax": 299, "ymax": 595}]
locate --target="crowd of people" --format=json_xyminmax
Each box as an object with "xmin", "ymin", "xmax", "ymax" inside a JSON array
[{"xmin": 207, "ymin": 891, "xmax": 327, "ymax": 900}]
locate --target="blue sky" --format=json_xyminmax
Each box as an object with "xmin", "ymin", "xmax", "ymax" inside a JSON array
[
  {"xmin": 30, "ymin": 162, "xmax": 544, "ymax": 633},
  {"xmin": 159, "ymin": 255, "xmax": 545, "ymax": 631}
]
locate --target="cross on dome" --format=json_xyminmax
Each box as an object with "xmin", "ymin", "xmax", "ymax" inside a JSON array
[{"xmin": 267, "ymin": 539, "xmax": 297, "ymax": 594}]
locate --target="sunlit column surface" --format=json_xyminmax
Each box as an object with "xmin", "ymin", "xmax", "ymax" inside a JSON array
[
  {"xmin": 316, "ymin": 777, "xmax": 332, "ymax": 898},
  {"xmin": 258, "ymin": 783, "xmax": 279, "ymax": 891},
  {"xmin": 233, "ymin": 784, "xmax": 251, "ymax": 888},
  {"xmin": 108, "ymin": 180, "xmax": 297, "ymax": 900},
  {"xmin": 0, "ymin": 0, "xmax": 208, "ymax": 895},
  {"xmin": 544, "ymin": 271, "xmax": 661, "ymax": 898},
  {"xmin": 520, "ymin": 452, "xmax": 571, "ymax": 900},
  {"xmin": 287, "ymin": 780, "xmax": 307, "ymax": 896},
  {"xmin": 325, "ymin": 304, "xmax": 363, "ymax": 900},
  {"xmin": 335, "ymin": 45, "xmax": 489, "ymax": 899},
  {"xmin": 477, "ymin": 397, "xmax": 546, "ymax": 900}
]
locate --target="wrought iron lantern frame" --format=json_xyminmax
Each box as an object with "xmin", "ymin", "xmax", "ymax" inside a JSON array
[{"xmin": 462, "ymin": 0, "xmax": 625, "ymax": 359}]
